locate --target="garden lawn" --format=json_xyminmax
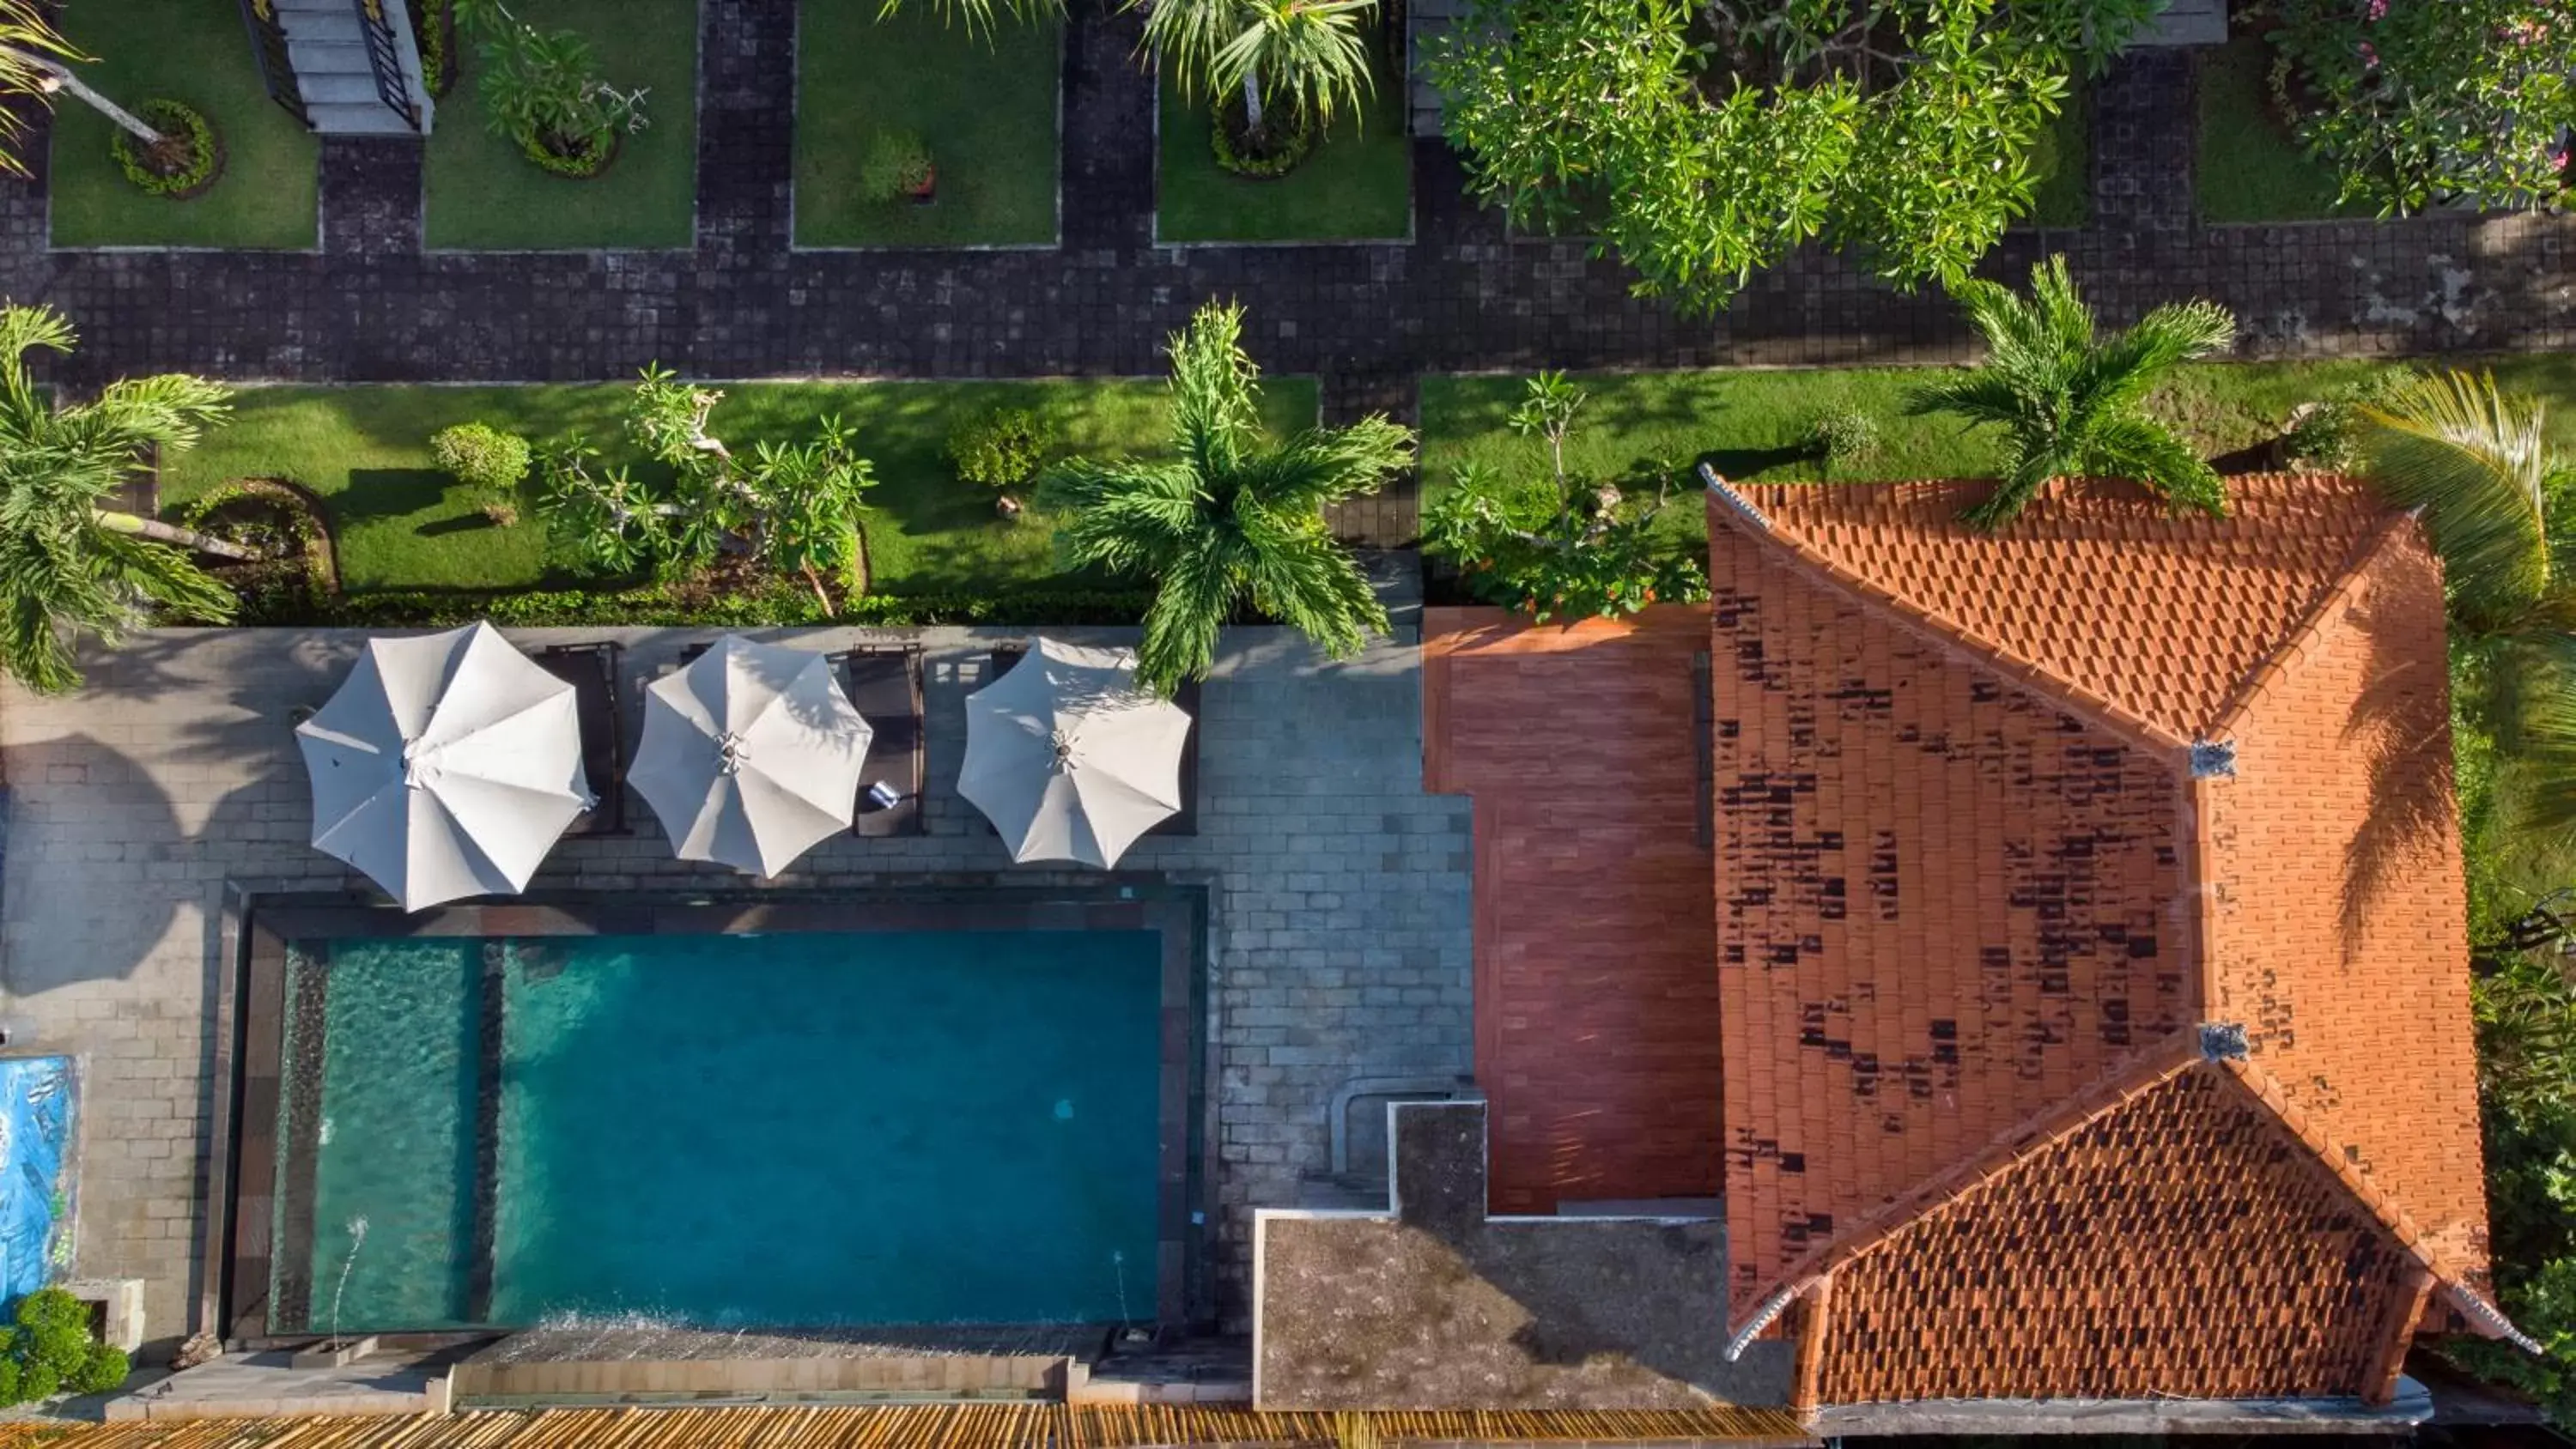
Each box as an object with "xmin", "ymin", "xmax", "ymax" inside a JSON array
[
  {"xmin": 2024, "ymin": 84, "xmax": 2090, "ymax": 229},
  {"xmin": 1419, "ymin": 355, "xmax": 2576, "ymax": 553},
  {"xmin": 48, "ymin": 0, "xmax": 319, "ymax": 248},
  {"xmin": 161, "ymin": 378, "xmax": 1321, "ymax": 597},
  {"xmin": 424, "ymin": 0, "xmax": 697, "ymax": 249},
  {"xmin": 794, "ymin": 5, "xmax": 1061, "ymax": 246},
  {"xmin": 2196, "ymin": 34, "xmax": 2354, "ymax": 223},
  {"xmin": 1156, "ymin": 39, "xmax": 1410, "ymax": 243}
]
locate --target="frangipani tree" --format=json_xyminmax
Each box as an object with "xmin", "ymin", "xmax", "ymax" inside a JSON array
[
  {"xmin": 1039, "ymin": 301, "xmax": 1408, "ymax": 694},
  {"xmin": 0, "ymin": 305, "xmax": 246, "ymax": 694},
  {"xmin": 1907, "ymin": 256, "xmax": 2236, "ymax": 530}
]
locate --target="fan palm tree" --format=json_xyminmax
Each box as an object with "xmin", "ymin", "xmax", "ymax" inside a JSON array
[
  {"xmin": 0, "ymin": 0, "xmax": 167, "ymax": 167},
  {"xmin": 1139, "ymin": 0, "xmax": 1378, "ymax": 139},
  {"xmin": 2362, "ymin": 370, "xmax": 2576, "ymax": 848},
  {"xmin": 1039, "ymin": 300, "xmax": 1410, "ymax": 695},
  {"xmin": 0, "ymin": 304, "xmax": 243, "ymax": 695},
  {"xmin": 1907, "ymin": 255, "xmax": 2237, "ymax": 530}
]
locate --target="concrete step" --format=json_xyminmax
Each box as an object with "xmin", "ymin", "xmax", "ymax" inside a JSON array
[
  {"xmin": 288, "ymin": 39, "xmax": 370, "ymax": 74},
  {"xmin": 304, "ymin": 100, "xmax": 417, "ymax": 135},
  {"xmin": 298, "ymin": 72, "xmax": 391, "ymax": 106},
  {"xmin": 276, "ymin": 10, "xmax": 362, "ymax": 45}
]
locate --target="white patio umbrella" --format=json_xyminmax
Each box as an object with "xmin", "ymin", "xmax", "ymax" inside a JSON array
[
  {"xmin": 630, "ymin": 634, "xmax": 873, "ymax": 876},
  {"xmin": 959, "ymin": 638, "xmax": 1191, "ymax": 869},
  {"xmin": 296, "ymin": 621, "xmax": 594, "ymax": 912}
]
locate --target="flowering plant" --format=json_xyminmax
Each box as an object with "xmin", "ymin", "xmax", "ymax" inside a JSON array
[{"xmin": 2263, "ymin": 0, "xmax": 2576, "ymax": 214}]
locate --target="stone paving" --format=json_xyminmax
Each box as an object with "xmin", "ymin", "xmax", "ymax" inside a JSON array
[
  {"xmin": 0, "ymin": 625, "xmax": 1472, "ymax": 1352},
  {"xmin": 3, "ymin": 6, "xmax": 2573, "ymax": 408}
]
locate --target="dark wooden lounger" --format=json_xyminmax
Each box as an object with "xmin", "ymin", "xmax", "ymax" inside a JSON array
[
  {"xmin": 840, "ymin": 646, "xmax": 926, "ymax": 838},
  {"xmin": 985, "ymin": 646, "xmax": 1199, "ymax": 838},
  {"xmin": 533, "ymin": 641, "xmax": 628, "ymax": 835}
]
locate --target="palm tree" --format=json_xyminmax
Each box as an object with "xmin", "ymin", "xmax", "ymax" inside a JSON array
[
  {"xmin": 1039, "ymin": 300, "xmax": 1409, "ymax": 694},
  {"xmin": 0, "ymin": 0, "xmax": 167, "ymax": 167},
  {"xmin": 1139, "ymin": 0, "xmax": 1377, "ymax": 140},
  {"xmin": 0, "ymin": 304, "xmax": 244, "ymax": 695},
  {"xmin": 2362, "ymin": 371, "xmax": 2576, "ymax": 851},
  {"xmin": 872, "ymin": 0, "xmax": 1063, "ymax": 33},
  {"xmin": 1907, "ymin": 256, "xmax": 2236, "ymax": 530}
]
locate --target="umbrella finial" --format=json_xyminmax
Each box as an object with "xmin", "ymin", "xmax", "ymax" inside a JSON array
[
  {"xmin": 399, "ymin": 736, "xmax": 435, "ymax": 791},
  {"xmin": 1048, "ymin": 727, "xmax": 1078, "ymax": 773},
  {"xmin": 715, "ymin": 731, "xmax": 749, "ymax": 776}
]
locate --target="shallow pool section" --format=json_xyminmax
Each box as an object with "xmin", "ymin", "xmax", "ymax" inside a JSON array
[{"xmin": 267, "ymin": 926, "xmax": 1169, "ymax": 1332}]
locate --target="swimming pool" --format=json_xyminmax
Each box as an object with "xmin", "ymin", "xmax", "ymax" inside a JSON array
[{"xmin": 247, "ymin": 908, "xmax": 1187, "ymax": 1334}]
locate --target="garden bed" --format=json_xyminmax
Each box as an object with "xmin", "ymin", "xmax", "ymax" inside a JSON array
[
  {"xmin": 793, "ymin": 5, "xmax": 1062, "ymax": 247},
  {"xmin": 158, "ymin": 376, "xmax": 1320, "ymax": 601},
  {"xmin": 423, "ymin": 0, "xmax": 698, "ymax": 249},
  {"xmin": 1155, "ymin": 36, "xmax": 1411, "ymax": 243},
  {"xmin": 1419, "ymin": 355, "xmax": 2576, "ymax": 552},
  {"xmin": 2196, "ymin": 33, "xmax": 2354, "ymax": 223},
  {"xmin": 49, "ymin": 0, "xmax": 319, "ymax": 248}
]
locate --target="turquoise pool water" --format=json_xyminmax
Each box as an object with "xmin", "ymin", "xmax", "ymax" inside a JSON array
[{"xmin": 276, "ymin": 930, "xmax": 1166, "ymax": 1331}]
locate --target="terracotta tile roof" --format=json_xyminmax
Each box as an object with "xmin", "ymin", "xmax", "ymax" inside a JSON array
[
  {"xmin": 1702, "ymin": 473, "xmax": 2508, "ymax": 1405},
  {"xmin": 1425, "ymin": 608, "xmax": 1724, "ymax": 1212},
  {"xmin": 1723, "ymin": 476, "xmax": 2395, "ymax": 744},
  {"xmin": 1808, "ymin": 1061, "xmax": 2434, "ymax": 1405}
]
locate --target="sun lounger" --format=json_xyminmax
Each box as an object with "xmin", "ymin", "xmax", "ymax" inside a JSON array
[
  {"xmin": 985, "ymin": 645, "xmax": 1199, "ymax": 838},
  {"xmin": 840, "ymin": 646, "xmax": 925, "ymax": 838},
  {"xmin": 533, "ymin": 641, "xmax": 628, "ymax": 835}
]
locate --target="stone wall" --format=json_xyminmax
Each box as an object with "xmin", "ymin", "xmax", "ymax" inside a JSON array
[
  {"xmin": 0, "ymin": 625, "xmax": 1472, "ymax": 1351},
  {"xmin": 1254, "ymin": 1100, "xmax": 1792, "ymax": 1411}
]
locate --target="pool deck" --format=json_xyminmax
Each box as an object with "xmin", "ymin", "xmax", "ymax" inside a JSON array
[{"xmin": 0, "ymin": 625, "xmax": 1472, "ymax": 1352}]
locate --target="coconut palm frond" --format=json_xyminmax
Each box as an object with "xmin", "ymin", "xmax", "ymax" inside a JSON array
[
  {"xmin": 1214, "ymin": 0, "xmax": 1377, "ymax": 130},
  {"xmin": 2081, "ymin": 411, "xmax": 2227, "ymax": 518},
  {"xmin": 0, "ymin": 0, "xmax": 86, "ymax": 179},
  {"xmin": 2361, "ymin": 369, "xmax": 2559, "ymax": 618},
  {"xmin": 1163, "ymin": 300, "xmax": 1260, "ymax": 484},
  {"xmin": 2074, "ymin": 299, "xmax": 2236, "ymax": 417}
]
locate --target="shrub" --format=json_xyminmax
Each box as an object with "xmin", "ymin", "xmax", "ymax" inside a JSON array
[
  {"xmin": 1211, "ymin": 97, "xmax": 1314, "ymax": 179},
  {"xmin": 945, "ymin": 408, "xmax": 1055, "ymax": 491},
  {"xmin": 111, "ymin": 100, "xmax": 218, "ymax": 198},
  {"xmin": 429, "ymin": 422, "xmax": 532, "ymax": 493},
  {"xmin": 236, "ymin": 581, "xmax": 1162, "ymax": 630},
  {"xmin": 2282, "ymin": 368, "xmax": 2416, "ymax": 475},
  {"xmin": 456, "ymin": 0, "xmax": 647, "ymax": 178},
  {"xmin": 1807, "ymin": 407, "xmax": 1880, "ymax": 469},
  {"xmin": 1424, "ymin": 459, "xmax": 1709, "ymax": 622},
  {"xmin": 858, "ymin": 130, "xmax": 934, "ymax": 203},
  {"xmin": 0, "ymin": 1288, "xmax": 125, "ymax": 1404}
]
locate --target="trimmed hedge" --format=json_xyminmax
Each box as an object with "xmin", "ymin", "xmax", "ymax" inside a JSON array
[{"xmin": 228, "ymin": 582, "xmax": 1161, "ymax": 630}]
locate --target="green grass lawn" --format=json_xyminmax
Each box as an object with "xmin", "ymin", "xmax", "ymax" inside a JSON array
[
  {"xmin": 48, "ymin": 0, "xmax": 319, "ymax": 248},
  {"xmin": 424, "ymin": 0, "xmax": 697, "ymax": 249},
  {"xmin": 2196, "ymin": 34, "xmax": 2355, "ymax": 223},
  {"xmin": 793, "ymin": 5, "xmax": 1061, "ymax": 246},
  {"xmin": 1420, "ymin": 355, "xmax": 2576, "ymax": 551},
  {"xmin": 1156, "ymin": 44, "xmax": 1411, "ymax": 243},
  {"xmin": 2025, "ymin": 85, "xmax": 2091, "ymax": 229},
  {"xmin": 162, "ymin": 377, "xmax": 1321, "ymax": 596}
]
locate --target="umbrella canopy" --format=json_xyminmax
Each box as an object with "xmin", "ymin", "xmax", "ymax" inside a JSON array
[
  {"xmin": 630, "ymin": 635, "xmax": 873, "ymax": 876},
  {"xmin": 959, "ymin": 638, "xmax": 1191, "ymax": 869},
  {"xmin": 296, "ymin": 621, "xmax": 594, "ymax": 912}
]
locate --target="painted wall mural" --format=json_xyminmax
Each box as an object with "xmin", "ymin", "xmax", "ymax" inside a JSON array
[{"xmin": 0, "ymin": 1057, "xmax": 77, "ymax": 1302}]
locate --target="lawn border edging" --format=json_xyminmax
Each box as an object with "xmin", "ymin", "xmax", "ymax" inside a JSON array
[{"xmin": 1146, "ymin": 54, "xmax": 1418, "ymax": 250}]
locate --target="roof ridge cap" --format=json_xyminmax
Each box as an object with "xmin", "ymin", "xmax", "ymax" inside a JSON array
[
  {"xmin": 2208, "ymin": 1056, "xmax": 2536, "ymax": 1350},
  {"xmin": 2203, "ymin": 511, "xmax": 2419, "ymax": 742},
  {"xmin": 1700, "ymin": 483, "xmax": 2194, "ymax": 759},
  {"xmin": 1723, "ymin": 1033, "xmax": 2202, "ymax": 1351}
]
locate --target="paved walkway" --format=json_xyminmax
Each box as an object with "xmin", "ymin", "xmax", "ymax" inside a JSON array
[{"xmin": 3, "ymin": 12, "xmax": 2573, "ymax": 406}]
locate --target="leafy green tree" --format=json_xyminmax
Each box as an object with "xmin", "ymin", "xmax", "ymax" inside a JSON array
[
  {"xmin": 2266, "ymin": 0, "xmax": 2575, "ymax": 216},
  {"xmin": 453, "ymin": 0, "xmax": 647, "ymax": 172},
  {"xmin": 1039, "ymin": 301, "xmax": 1408, "ymax": 694},
  {"xmin": 0, "ymin": 305, "xmax": 244, "ymax": 695},
  {"xmin": 535, "ymin": 366, "xmax": 874, "ymax": 610},
  {"xmin": 1905, "ymin": 255, "xmax": 2235, "ymax": 530},
  {"xmin": 1429, "ymin": 0, "xmax": 2154, "ymax": 313},
  {"xmin": 1140, "ymin": 0, "xmax": 1378, "ymax": 140}
]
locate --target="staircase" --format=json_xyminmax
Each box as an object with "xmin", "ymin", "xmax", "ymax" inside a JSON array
[
  {"xmin": 264, "ymin": 0, "xmax": 434, "ymax": 136},
  {"xmin": 1406, "ymin": 0, "xmax": 1458, "ymax": 138}
]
